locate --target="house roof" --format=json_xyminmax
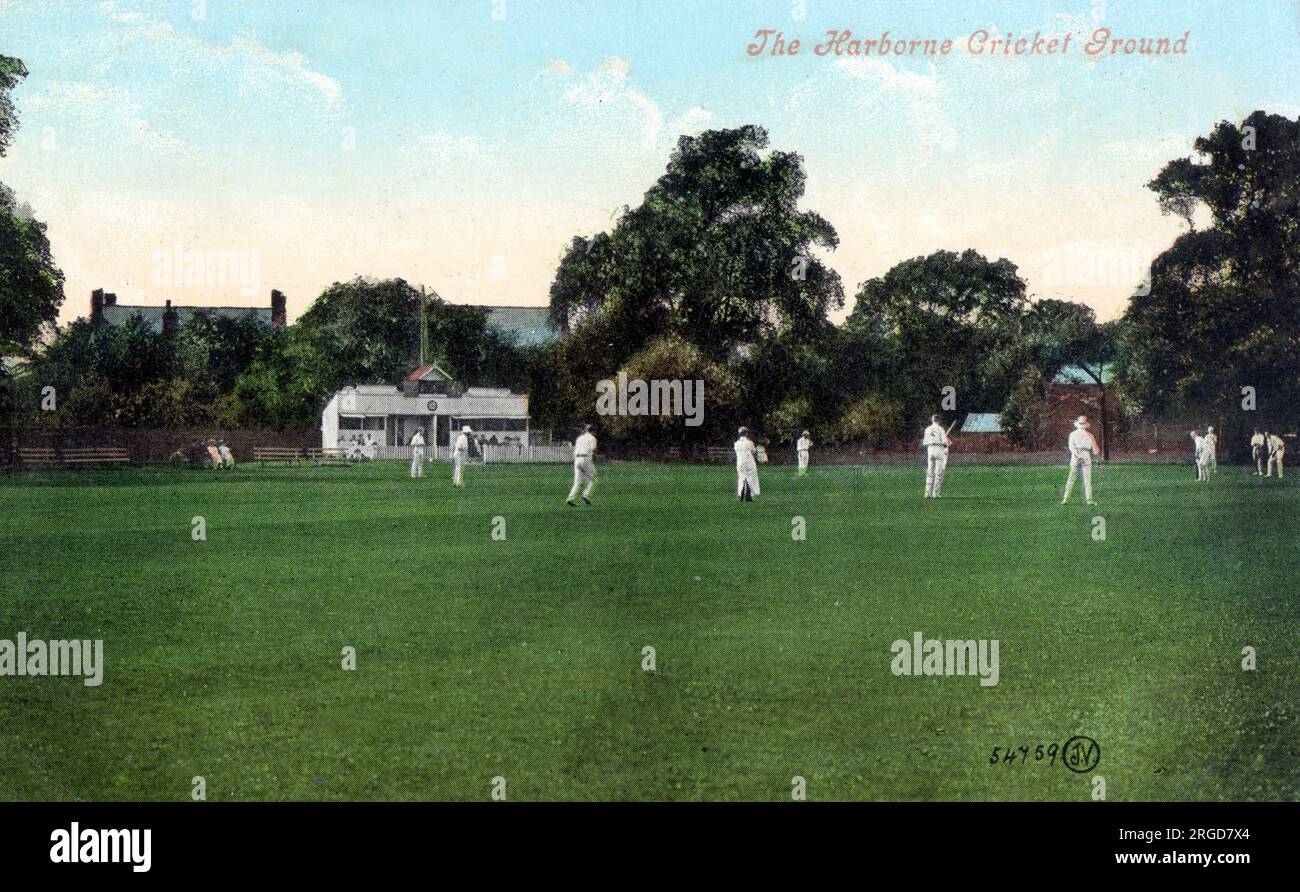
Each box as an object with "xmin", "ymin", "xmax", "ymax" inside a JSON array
[
  {"xmin": 404, "ymin": 363, "xmax": 451, "ymax": 382},
  {"xmin": 483, "ymin": 306, "xmax": 558, "ymax": 347},
  {"xmin": 961, "ymin": 413, "xmax": 1004, "ymax": 433}
]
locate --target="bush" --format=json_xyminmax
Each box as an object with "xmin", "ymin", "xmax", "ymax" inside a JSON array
[
  {"xmin": 820, "ymin": 395, "xmax": 905, "ymax": 446},
  {"xmin": 763, "ymin": 397, "xmax": 813, "ymax": 445},
  {"xmin": 999, "ymin": 366, "xmax": 1048, "ymax": 445}
]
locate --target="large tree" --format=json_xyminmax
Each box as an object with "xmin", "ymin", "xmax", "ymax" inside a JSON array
[
  {"xmin": 0, "ymin": 55, "xmax": 26, "ymax": 156},
  {"xmin": 228, "ymin": 328, "xmax": 334, "ymax": 430},
  {"xmin": 846, "ymin": 249, "xmax": 1029, "ymax": 426},
  {"xmin": 1119, "ymin": 111, "xmax": 1300, "ymax": 447},
  {"xmin": 295, "ymin": 276, "xmax": 527, "ymax": 391},
  {"xmin": 543, "ymin": 125, "xmax": 844, "ymax": 440},
  {"xmin": 549, "ymin": 125, "xmax": 843, "ymax": 361},
  {"xmin": 294, "ymin": 277, "xmax": 424, "ymax": 386},
  {"xmin": 0, "ymin": 56, "xmax": 63, "ymax": 360}
]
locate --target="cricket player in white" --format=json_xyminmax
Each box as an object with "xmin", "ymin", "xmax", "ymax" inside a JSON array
[
  {"xmin": 796, "ymin": 430, "xmax": 812, "ymax": 478},
  {"xmin": 409, "ymin": 428, "xmax": 425, "ymax": 478},
  {"xmin": 921, "ymin": 415, "xmax": 950, "ymax": 498},
  {"xmin": 1266, "ymin": 432, "xmax": 1285, "ymax": 478},
  {"xmin": 735, "ymin": 427, "xmax": 760, "ymax": 500},
  {"xmin": 567, "ymin": 424, "xmax": 597, "ymax": 506},
  {"xmin": 452, "ymin": 425, "xmax": 470, "ymax": 487},
  {"xmin": 1250, "ymin": 429, "xmax": 1266, "ymax": 476},
  {"xmin": 1061, "ymin": 415, "xmax": 1102, "ymax": 505},
  {"xmin": 1205, "ymin": 426, "xmax": 1217, "ymax": 474},
  {"xmin": 1189, "ymin": 430, "xmax": 1210, "ymax": 481}
]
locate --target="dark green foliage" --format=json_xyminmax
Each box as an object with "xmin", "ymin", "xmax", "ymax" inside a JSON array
[{"xmin": 1118, "ymin": 112, "xmax": 1300, "ymax": 435}]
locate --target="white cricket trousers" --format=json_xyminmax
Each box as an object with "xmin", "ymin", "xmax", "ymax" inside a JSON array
[
  {"xmin": 453, "ymin": 450, "xmax": 467, "ymax": 486},
  {"xmin": 1267, "ymin": 450, "xmax": 1285, "ymax": 478},
  {"xmin": 737, "ymin": 464, "xmax": 760, "ymax": 499},
  {"xmin": 410, "ymin": 447, "xmax": 424, "ymax": 477},
  {"xmin": 568, "ymin": 456, "xmax": 595, "ymax": 500},
  {"xmin": 1196, "ymin": 460, "xmax": 1209, "ymax": 481},
  {"xmin": 1062, "ymin": 454, "xmax": 1093, "ymax": 502},
  {"xmin": 797, "ymin": 450, "xmax": 809, "ymax": 471},
  {"xmin": 925, "ymin": 447, "xmax": 947, "ymax": 497}
]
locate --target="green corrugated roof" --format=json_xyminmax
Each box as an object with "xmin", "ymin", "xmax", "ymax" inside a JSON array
[
  {"xmin": 961, "ymin": 413, "xmax": 1004, "ymax": 433},
  {"xmin": 1053, "ymin": 364, "xmax": 1113, "ymax": 385}
]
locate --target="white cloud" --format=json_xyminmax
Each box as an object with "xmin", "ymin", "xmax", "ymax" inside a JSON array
[
  {"xmin": 832, "ymin": 57, "xmax": 942, "ymax": 100},
  {"xmin": 96, "ymin": 0, "xmax": 145, "ymax": 24},
  {"xmin": 670, "ymin": 106, "xmax": 714, "ymax": 137},
  {"xmin": 23, "ymin": 82, "xmax": 195, "ymax": 156},
  {"xmin": 825, "ymin": 57, "xmax": 955, "ymax": 152},
  {"xmin": 599, "ymin": 56, "xmax": 631, "ymax": 77},
  {"xmin": 543, "ymin": 59, "xmax": 575, "ymax": 77},
  {"xmin": 86, "ymin": 12, "xmax": 344, "ymax": 116},
  {"xmin": 563, "ymin": 56, "xmax": 664, "ymax": 149},
  {"xmin": 223, "ymin": 33, "xmax": 342, "ymax": 108}
]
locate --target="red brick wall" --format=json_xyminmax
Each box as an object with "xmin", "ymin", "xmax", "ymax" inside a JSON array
[{"xmin": 1027, "ymin": 384, "xmax": 1122, "ymax": 452}]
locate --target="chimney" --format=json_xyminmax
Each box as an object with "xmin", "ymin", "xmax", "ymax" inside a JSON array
[
  {"xmin": 104, "ymin": 292, "xmax": 117, "ymax": 307},
  {"xmin": 90, "ymin": 288, "xmax": 104, "ymax": 323},
  {"xmin": 161, "ymin": 299, "xmax": 179, "ymax": 336},
  {"xmin": 271, "ymin": 289, "xmax": 286, "ymax": 328}
]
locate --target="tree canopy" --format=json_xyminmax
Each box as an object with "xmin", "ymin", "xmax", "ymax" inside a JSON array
[
  {"xmin": 6, "ymin": 110, "xmax": 1293, "ymax": 456},
  {"xmin": 0, "ymin": 57, "xmax": 63, "ymax": 359},
  {"xmin": 844, "ymin": 249, "xmax": 1031, "ymax": 427},
  {"xmin": 549, "ymin": 125, "xmax": 843, "ymax": 361},
  {"xmin": 1119, "ymin": 111, "xmax": 1300, "ymax": 433}
]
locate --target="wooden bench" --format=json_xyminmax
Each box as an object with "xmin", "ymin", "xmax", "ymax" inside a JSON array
[
  {"xmin": 61, "ymin": 447, "xmax": 129, "ymax": 465},
  {"xmin": 17, "ymin": 447, "xmax": 58, "ymax": 466},
  {"xmin": 253, "ymin": 447, "xmax": 303, "ymax": 465},
  {"xmin": 306, "ymin": 447, "xmax": 345, "ymax": 465}
]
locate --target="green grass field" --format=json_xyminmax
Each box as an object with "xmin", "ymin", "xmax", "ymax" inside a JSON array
[{"xmin": 0, "ymin": 459, "xmax": 1295, "ymax": 802}]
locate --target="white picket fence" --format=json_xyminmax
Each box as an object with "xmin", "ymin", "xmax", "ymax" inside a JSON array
[{"xmin": 372, "ymin": 444, "xmax": 574, "ymax": 464}]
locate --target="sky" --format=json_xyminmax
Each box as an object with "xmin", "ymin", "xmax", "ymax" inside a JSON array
[{"xmin": 1, "ymin": 0, "xmax": 1297, "ymax": 327}]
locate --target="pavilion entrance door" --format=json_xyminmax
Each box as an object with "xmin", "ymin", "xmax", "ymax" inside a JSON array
[{"xmin": 396, "ymin": 415, "xmax": 434, "ymax": 450}]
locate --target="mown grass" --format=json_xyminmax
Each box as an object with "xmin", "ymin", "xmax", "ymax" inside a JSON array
[{"xmin": 0, "ymin": 459, "xmax": 1295, "ymax": 801}]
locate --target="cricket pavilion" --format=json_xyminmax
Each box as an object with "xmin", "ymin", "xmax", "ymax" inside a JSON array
[{"xmin": 321, "ymin": 364, "xmax": 531, "ymax": 452}]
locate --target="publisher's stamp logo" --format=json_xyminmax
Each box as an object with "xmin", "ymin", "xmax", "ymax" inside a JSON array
[{"xmin": 1062, "ymin": 735, "xmax": 1102, "ymax": 773}]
